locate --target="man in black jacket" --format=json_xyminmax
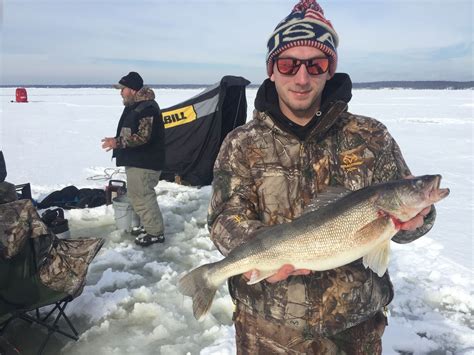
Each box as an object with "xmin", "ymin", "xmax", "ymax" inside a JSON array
[{"xmin": 102, "ymin": 72, "xmax": 166, "ymax": 246}]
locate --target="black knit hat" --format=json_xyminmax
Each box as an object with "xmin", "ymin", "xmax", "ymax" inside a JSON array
[{"xmin": 116, "ymin": 71, "xmax": 143, "ymax": 91}]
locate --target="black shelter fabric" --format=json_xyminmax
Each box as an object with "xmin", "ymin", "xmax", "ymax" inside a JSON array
[
  {"xmin": 0, "ymin": 151, "xmax": 6, "ymax": 183},
  {"xmin": 161, "ymin": 76, "xmax": 250, "ymax": 186}
]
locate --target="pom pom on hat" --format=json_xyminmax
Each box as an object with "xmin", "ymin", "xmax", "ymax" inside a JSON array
[{"xmin": 266, "ymin": 0, "xmax": 338, "ymax": 77}]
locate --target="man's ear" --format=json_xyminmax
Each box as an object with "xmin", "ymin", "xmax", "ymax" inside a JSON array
[{"xmin": 270, "ymin": 73, "xmax": 275, "ymax": 82}]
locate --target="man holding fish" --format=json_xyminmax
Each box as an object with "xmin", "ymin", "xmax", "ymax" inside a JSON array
[{"xmin": 179, "ymin": 0, "xmax": 449, "ymax": 353}]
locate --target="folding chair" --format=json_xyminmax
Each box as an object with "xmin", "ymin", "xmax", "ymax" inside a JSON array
[
  {"xmin": 0, "ymin": 198, "xmax": 103, "ymax": 354},
  {"xmin": 0, "ymin": 293, "xmax": 78, "ymax": 355},
  {"xmin": 0, "ymin": 239, "xmax": 79, "ymax": 355}
]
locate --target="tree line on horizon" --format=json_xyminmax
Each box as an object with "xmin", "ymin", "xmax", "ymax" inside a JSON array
[{"xmin": 3, "ymin": 81, "xmax": 474, "ymax": 90}]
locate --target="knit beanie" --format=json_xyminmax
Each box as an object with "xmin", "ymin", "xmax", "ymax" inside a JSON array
[
  {"xmin": 266, "ymin": 0, "xmax": 339, "ymax": 77},
  {"xmin": 117, "ymin": 71, "xmax": 144, "ymax": 91}
]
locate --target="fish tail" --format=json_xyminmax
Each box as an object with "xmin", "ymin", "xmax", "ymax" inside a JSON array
[{"xmin": 178, "ymin": 263, "xmax": 218, "ymax": 320}]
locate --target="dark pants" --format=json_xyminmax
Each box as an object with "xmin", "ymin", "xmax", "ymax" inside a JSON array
[{"xmin": 234, "ymin": 304, "xmax": 386, "ymax": 355}]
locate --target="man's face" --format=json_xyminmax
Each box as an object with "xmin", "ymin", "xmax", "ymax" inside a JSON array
[
  {"xmin": 120, "ymin": 87, "xmax": 136, "ymax": 106},
  {"xmin": 270, "ymin": 46, "xmax": 331, "ymax": 125}
]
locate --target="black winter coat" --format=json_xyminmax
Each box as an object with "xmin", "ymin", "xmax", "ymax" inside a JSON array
[{"xmin": 113, "ymin": 88, "xmax": 165, "ymax": 171}]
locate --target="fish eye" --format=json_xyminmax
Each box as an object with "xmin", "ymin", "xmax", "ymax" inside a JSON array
[{"xmin": 414, "ymin": 180, "xmax": 423, "ymax": 188}]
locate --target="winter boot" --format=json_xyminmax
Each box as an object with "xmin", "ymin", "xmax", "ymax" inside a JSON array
[
  {"xmin": 130, "ymin": 226, "xmax": 145, "ymax": 236},
  {"xmin": 134, "ymin": 233, "xmax": 165, "ymax": 247}
]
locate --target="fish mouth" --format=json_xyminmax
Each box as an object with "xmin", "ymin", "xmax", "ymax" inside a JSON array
[{"xmin": 427, "ymin": 175, "xmax": 450, "ymax": 202}]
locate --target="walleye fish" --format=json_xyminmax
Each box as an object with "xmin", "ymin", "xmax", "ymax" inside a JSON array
[{"xmin": 179, "ymin": 175, "xmax": 449, "ymax": 320}]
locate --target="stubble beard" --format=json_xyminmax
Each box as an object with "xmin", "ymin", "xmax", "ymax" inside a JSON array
[
  {"xmin": 281, "ymin": 91, "xmax": 321, "ymax": 120},
  {"xmin": 122, "ymin": 95, "xmax": 135, "ymax": 107}
]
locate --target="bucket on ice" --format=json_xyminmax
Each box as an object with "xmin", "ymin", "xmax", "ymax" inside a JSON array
[{"xmin": 112, "ymin": 195, "xmax": 140, "ymax": 232}]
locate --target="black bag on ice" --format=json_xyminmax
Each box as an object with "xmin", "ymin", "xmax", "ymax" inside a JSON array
[{"xmin": 37, "ymin": 186, "xmax": 106, "ymax": 209}]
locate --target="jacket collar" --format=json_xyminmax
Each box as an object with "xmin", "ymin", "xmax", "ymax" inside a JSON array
[
  {"xmin": 254, "ymin": 73, "xmax": 352, "ymax": 141},
  {"xmin": 125, "ymin": 86, "xmax": 156, "ymax": 107}
]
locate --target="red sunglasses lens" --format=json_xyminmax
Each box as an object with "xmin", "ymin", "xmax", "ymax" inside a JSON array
[
  {"xmin": 276, "ymin": 58, "xmax": 297, "ymax": 75},
  {"xmin": 306, "ymin": 58, "xmax": 329, "ymax": 75},
  {"xmin": 275, "ymin": 57, "xmax": 329, "ymax": 75}
]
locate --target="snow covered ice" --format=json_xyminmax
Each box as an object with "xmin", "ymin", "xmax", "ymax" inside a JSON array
[{"xmin": 0, "ymin": 87, "xmax": 472, "ymax": 354}]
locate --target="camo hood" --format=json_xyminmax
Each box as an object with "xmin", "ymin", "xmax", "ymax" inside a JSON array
[{"xmin": 134, "ymin": 86, "xmax": 155, "ymax": 102}]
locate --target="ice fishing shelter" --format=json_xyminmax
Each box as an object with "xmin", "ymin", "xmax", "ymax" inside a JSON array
[
  {"xmin": 15, "ymin": 88, "xmax": 28, "ymax": 103},
  {"xmin": 161, "ymin": 75, "xmax": 251, "ymax": 186}
]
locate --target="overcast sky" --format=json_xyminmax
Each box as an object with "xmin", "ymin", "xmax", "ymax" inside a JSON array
[{"xmin": 1, "ymin": 0, "xmax": 473, "ymax": 85}]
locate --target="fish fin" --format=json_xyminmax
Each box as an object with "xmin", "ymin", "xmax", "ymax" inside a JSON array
[
  {"xmin": 246, "ymin": 269, "xmax": 278, "ymax": 285},
  {"xmin": 363, "ymin": 240, "xmax": 391, "ymax": 277},
  {"xmin": 354, "ymin": 216, "xmax": 393, "ymax": 241},
  {"xmin": 302, "ymin": 186, "xmax": 352, "ymax": 215},
  {"xmin": 178, "ymin": 264, "xmax": 218, "ymax": 320}
]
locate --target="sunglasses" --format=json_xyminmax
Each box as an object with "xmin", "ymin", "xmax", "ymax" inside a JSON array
[{"xmin": 274, "ymin": 57, "xmax": 330, "ymax": 76}]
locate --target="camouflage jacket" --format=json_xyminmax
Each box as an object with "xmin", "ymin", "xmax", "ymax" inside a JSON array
[
  {"xmin": 0, "ymin": 199, "xmax": 103, "ymax": 297},
  {"xmin": 208, "ymin": 79, "xmax": 436, "ymax": 336}
]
